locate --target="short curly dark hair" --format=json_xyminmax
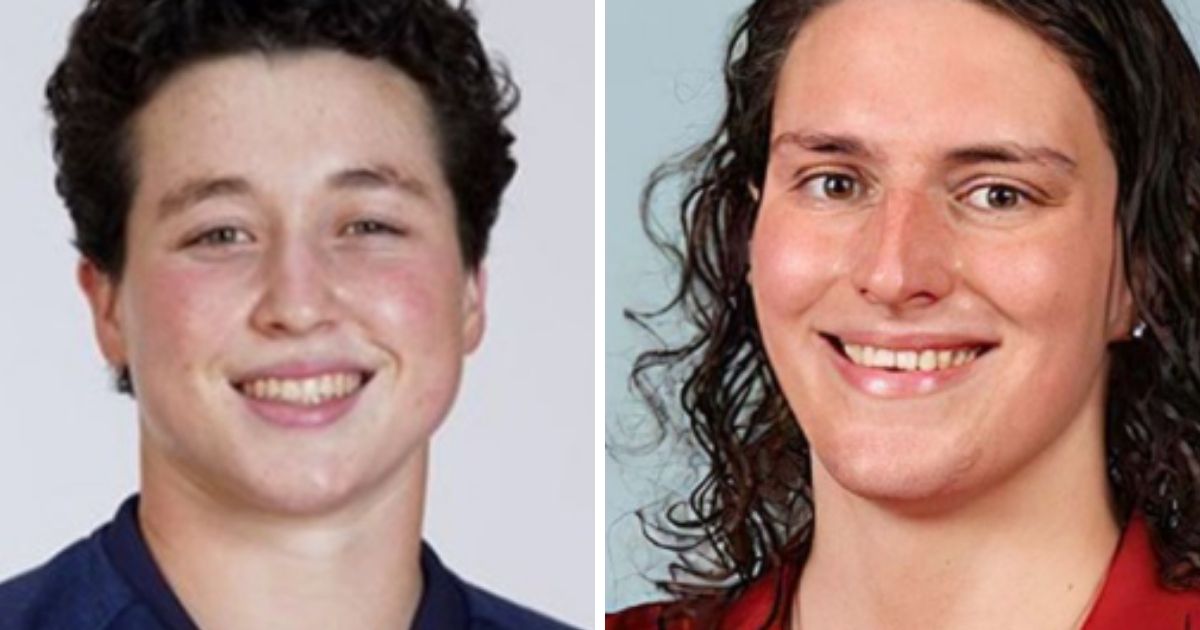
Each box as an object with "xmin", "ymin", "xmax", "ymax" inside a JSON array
[
  {"xmin": 47, "ymin": 0, "xmax": 518, "ymax": 395},
  {"xmin": 47, "ymin": 0, "xmax": 517, "ymax": 275}
]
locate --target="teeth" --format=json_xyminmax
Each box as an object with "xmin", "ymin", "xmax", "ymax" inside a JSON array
[
  {"xmin": 937, "ymin": 350, "xmax": 953, "ymax": 370},
  {"xmin": 842, "ymin": 343, "xmax": 982, "ymax": 372},
  {"xmin": 239, "ymin": 372, "xmax": 365, "ymax": 406},
  {"xmin": 918, "ymin": 349, "xmax": 937, "ymax": 371}
]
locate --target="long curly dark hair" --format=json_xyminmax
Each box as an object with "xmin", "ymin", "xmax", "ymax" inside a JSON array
[
  {"xmin": 46, "ymin": 0, "xmax": 517, "ymax": 395},
  {"xmin": 630, "ymin": 0, "xmax": 1200, "ymax": 619}
]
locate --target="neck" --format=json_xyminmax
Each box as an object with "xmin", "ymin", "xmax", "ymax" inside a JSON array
[
  {"xmin": 138, "ymin": 444, "xmax": 427, "ymax": 630},
  {"xmin": 796, "ymin": 400, "xmax": 1119, "ymax": 630}
]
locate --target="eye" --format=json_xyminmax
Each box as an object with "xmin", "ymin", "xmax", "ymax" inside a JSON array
[
  {"xmin": 186, "ymin": 226, "xmax": 253, "ymax": 247},
  {"xmin": 799, "ymin": 172, "xmax": 864, "ymax": 203},
  {"xmin": 961, "ymin": 184, "xmax": 1028, "ymax": 211},
  {"xmin": 342, "ymin": 219, "xmax": 404, "ymax": 237}
]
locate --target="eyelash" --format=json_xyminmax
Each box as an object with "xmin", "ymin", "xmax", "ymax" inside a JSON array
[
  {"xmin": 795, "ymin": 171, "xmax": 869, "ymax": 203},
  {"xmin": 186, "ymin": 226, "xmax": 253, "ymax": 248},
  {"xmin": 183, "ymin": 219, "xmax": 406, "ymax": 249},
  {"xmin": 956, "ymin": 183, "xmax": 1036, "ymax": 212},
  {"xmin": 794, "ymin": 171, "xmax": 1040, "ymax": 212},
  {"xmin": 340, "ymin": 219, "xmax": 405, "ymax": 237}
]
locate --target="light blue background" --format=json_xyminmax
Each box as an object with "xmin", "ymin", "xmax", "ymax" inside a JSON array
[{"xmin": 604, "ymin": 0, "xmax": 1200, "ymax": 612}]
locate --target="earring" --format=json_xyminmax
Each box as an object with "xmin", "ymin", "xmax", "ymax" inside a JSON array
[{"xmin": 1132, "ymin": 320, "xmax": 1147, "ymax": 340}]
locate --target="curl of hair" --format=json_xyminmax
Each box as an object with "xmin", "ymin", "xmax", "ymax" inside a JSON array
[
  {"xmin": 47, "ymin": 0, "xmax": 518, "ymax": 396},
  {"xmin": 629, "ymin": 0, "xmax": 1200, "ymax": 619}
]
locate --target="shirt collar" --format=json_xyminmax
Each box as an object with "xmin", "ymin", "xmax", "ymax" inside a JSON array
[
  {"xmin": 100, "ymin": 496, "xmax": 198, "ymax": 630},
  {"xmin": 101, "ymin": 495, "xmax": 473, "ymax": 630},
  {"xmin": 1082, "ymin": 514, "xmax": 1199, "ymax": 629},
  {"xmin": 412, "ymin": 543, "xmax": 472, "ymax": 630}
]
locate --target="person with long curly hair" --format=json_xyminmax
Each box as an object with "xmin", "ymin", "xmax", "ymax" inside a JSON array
[
  {"xmin": 0, "ymin": 1, "xmax": 576, "ymax": 628},
  {"xmin": 609, "ymin": 0, "xmax": 1200, "ymax": 628}
]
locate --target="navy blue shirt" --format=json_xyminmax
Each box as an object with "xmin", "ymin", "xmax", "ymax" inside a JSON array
[{"xmin": 0, "ymin": 496, "xmax": 576, "ymax": 629}]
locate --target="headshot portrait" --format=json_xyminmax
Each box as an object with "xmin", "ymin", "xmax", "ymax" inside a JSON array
[
  {"xmin": 607, "ymin": 0, "xmax": 1200, "ymax": 628},
  {"xmin": 0, "ymin": 0, "xmax": 592, "ymax": 628}
]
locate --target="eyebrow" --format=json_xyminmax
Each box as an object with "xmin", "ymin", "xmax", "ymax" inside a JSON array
[
  {"xmin": 157, "ymin": 176, "xmax": 252, "ymax": 220},
  {"xmin": 770, "ymin": 131, "xmax": 1078, "ymax": 173},
  {"xmin": 326, "ymin": 164, "xmax": 431, "ymax": 198},
  {"xmin": 946, "ymin": 143, "xmax": 1077, "ymax": 173},
  {"xmin": 771, "ymin": 131, "xmax": 878, "ymax": 160},
  {"xmin": 155, "ymin": 164, "xmax": 431, "ymax": 221}
]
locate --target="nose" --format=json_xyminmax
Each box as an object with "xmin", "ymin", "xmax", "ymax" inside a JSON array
[
  {"xmin": 849, "ymin": 189, "xmax": 956, "ymax": 310},
  {"xmin": 250, "ymin": 236, "xmax": 338, "ymax": 337}
]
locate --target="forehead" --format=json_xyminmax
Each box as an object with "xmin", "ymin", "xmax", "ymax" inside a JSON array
[
  {"xmin": 773, "ymin": 0, "xmax": 1104, "ymax": 156},
  {"xmin": 131, "ymin": 49, "xmax": 446, "ymax": 202}
]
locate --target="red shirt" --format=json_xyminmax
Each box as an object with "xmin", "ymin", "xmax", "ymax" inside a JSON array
[{"xmin": 607, "ymin": 517, "xmax": 1200, "ymax": 629}]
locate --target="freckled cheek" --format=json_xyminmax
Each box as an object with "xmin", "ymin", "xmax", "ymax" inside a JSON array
[
  {"xmin": 126, "ymin": 265, "xmax": 247, "ymax": 370},
  {"xmin": 750, "ymin": 210, "xmax": 843, "ymax": 317}
]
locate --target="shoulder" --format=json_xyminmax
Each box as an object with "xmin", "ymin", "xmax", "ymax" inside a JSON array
[
  {"xmin": 605, "ymin": 599, "xmax": 755, "ymax": 630},
  {"xmin": 0, "ymin": 533, "xmax": 137, "ymax": 630},
  {"xmin": 605, "ymin": 565, "xmax": 797, "ymax": 630},
  {"xmin": 606, "ymin": 601, "xmax": 689, "ymax": 629},
  {"xmin": 1086, "ymin": 515, "xmax": 1200, "ymax": 629},
  {"xmin": 458, "ymin": 580, "xmax": 580, "ymax": 630},
  {"xmin": 1076, "ymin": 569, "xmax": 1200, "ymax": 629},
  {"xmin": 419, "ymin": 543, "xmax": 578, "ymax": 630}
]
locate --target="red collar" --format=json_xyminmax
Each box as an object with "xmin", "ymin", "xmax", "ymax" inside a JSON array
[
  {"xmin": 1083, "ymin": 516, "xmax": 1199, "ymax": 628},
  {"xmin": 608, "ymin": 516, "xmax": 1200, "ymax": 629}
]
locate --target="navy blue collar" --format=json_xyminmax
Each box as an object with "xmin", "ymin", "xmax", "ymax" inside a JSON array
[
  {"xmin": 411, "ymin": 534, "xmax": 472, "ymax": 630},
  {"xmin": 100, "ymin": 497, "xmax": 197, "ymax": 630},
  {"xmin": 100, "ymin": 495, "xmax": 471, "ymax": 630}
]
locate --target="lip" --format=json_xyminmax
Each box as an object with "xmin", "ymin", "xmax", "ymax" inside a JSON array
[
  {"xmin": 236, "ymin": 385, "xmax": 368, "ymax": 429},
  {"xmin": 230, "ymin": 360, "xmax": 375, "ymax": 430},
  {"xmin": 820, "ymin": 332, "xmax": 995, "ymax": 398}
]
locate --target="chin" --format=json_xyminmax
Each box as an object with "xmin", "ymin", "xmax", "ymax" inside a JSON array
[
  {"xmin": 231, "ymin": 461, "xmax": 366, "ymax": 517},
  {"xmin": 812, "ymin": 425, "xmax": 985, "ymax": 508},
  {"xmin": 236, "ymin": 432, "xmax": 430, "ymax": 518}
]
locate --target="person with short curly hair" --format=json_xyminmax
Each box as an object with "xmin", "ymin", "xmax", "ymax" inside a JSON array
[
  {"xmin": 0, "ymin": 1, "xmax": 573, "ymax": 628},
  {"xmin": 609, "ymin": 0, "xmax": 1200, "ymax": 628}
]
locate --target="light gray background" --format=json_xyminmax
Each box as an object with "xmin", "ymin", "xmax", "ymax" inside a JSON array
[
  {"xmin": 604, "ymin": 0, "xmax": 1200, "ymax": 613},
  {"xmin": 0, "ymin": 1, "xmax": 593, "ymax": 628}
]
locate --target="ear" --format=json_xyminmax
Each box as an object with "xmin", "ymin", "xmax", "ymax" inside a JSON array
[
  {"xmin": 1105, "ymin": 230, "xmax": 1136, "ymax": 341},
  {"xmin": 78, "ymin": 259, "xmax": 128, "ymax": 368},
  {"xmin": 461, "ymin": 264, "xmax": 487, "ymax": 354}
]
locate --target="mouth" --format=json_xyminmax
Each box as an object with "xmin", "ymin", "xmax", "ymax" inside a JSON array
[
  {"xmin": 232, "ymin": 370, "xmax": 375, "ymax": 407},
  {"xmin": 820, "ymin": 333, "xmax": 998, "ymax": 373}
]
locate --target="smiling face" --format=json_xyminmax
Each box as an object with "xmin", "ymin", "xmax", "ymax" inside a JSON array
[
  {"xmin": 79, "ymin": 50, "xmax": 484, "ymax": 515},
  {"xmin": 750, "ymin": 0, "xmax": 1133, "ymax": 505}
]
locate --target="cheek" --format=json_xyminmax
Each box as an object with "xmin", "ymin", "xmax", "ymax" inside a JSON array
[
  {"xmin": 123, "ymin": 264, "xmax": 247, "ymax": 370},
  {"xmin": 750, "ymin": 205, "xmax": 843, "ymax": 318},
  {"xmin": 963, "ymin": 227, "xmax": 1112, "ymax": 340},
  {"xmin": 337, "ymin": 256, "xmax": 463, "ymax": 342},
  {"xmin": 339, "ymin": 259, "xmax": 467, "ymax": 424}
]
